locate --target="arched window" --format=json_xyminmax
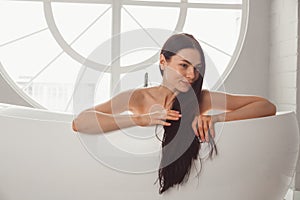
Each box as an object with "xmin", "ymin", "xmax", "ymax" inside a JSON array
[{"xmin": 0, "ymin": 0, "xmax": 247, "ymax": 113}]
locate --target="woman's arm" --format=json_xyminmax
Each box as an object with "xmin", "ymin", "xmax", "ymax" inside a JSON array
[
  {"xmin": 72, "ymin": 110, "xmax": 139, "ymax": 134},
  {"xmin": 199, "ymin": 89, "xmax": 277, "ymax": 121},
  {"xmin": 72, "ymin": 90, "xmax": 138, "ymax": 134},
  {"xmin": 72, "ymin": 89, "xmax": 181, "ymax": 134},
  {"xmin": 216, "ymin": 100, "xmax": 276, "ymax": 122},
  {"xmin": 194, "ymin": 90, "xmax": 277, "ymax": 142}
]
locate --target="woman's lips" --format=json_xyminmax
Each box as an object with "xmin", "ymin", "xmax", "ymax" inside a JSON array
[{"xmin": 180, "ymin": 80, "xmax": 190, "ymax": 86}]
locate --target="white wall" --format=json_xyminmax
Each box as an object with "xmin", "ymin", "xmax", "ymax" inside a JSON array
[
  {"xmin": 223, "ymin": 0, "xmax": 271, "ymax": 98},
  {"xmin": 268, "ymin": 0, "xmax": 300, "ymax": 194}
]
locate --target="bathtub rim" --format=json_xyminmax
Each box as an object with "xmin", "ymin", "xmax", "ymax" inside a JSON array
[{"xmin": 0, "ymin": 102, "xmax": 295, "ymax": 126}]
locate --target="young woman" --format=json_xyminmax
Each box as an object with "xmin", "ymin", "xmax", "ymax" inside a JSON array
[{"xmin": 72, "ymin": 33, "xmax": 276, "ymax": 194}]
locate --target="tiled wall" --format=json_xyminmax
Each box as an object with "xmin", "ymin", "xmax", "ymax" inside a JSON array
[
  {"xmin": 269, "ymin": 0, "xmax": 299, "ymax": 193},
  {"xmin": 269, "ymin": 0, "xmax": 298, "ymax": 112}
]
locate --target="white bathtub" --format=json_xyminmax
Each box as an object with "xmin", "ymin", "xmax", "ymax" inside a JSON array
[{"xmin": 0, "ymin": 103, "xmax": 298, "ymax": 200}]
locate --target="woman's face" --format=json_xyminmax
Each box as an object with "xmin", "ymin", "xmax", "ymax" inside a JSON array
[{"xmin": 160, "ymin": 48, "xmax": 201, "ymax": 92}]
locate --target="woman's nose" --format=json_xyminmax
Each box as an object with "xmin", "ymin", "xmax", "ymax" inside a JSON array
[{"xmin": 186, "ymin": 66, "xmax": 195, "ymax": 81}]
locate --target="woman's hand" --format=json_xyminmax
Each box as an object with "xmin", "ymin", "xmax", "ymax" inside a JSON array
[
  {"xmin": 192, "ymin": 114, "xmax": 219, "ymax": 142},
  {"xmin": 133, "ymin": 109, "xmax": 181, "ymax": 127}
]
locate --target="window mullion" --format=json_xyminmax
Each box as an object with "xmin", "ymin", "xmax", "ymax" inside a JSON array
[{"xmin": 111, "ymin": 0, "xmax": 122, "ymax": 96}]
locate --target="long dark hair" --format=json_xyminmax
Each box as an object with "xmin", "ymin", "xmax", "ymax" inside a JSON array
[{"xmin": 155, "ymin": 33, "xmax": 217, "ymax": 194}]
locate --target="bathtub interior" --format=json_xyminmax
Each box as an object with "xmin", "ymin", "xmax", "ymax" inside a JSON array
[{"xmin": 0, "ymin": 103, "xmax": 299, "ymax": 200}]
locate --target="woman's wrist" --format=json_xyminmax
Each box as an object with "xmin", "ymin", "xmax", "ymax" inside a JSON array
[
  {"xmin": 131, "ymin": 113, "xmax": 144, "ymax": 126},
  {"xmin": 214, "ymin": 113, "xmax": 226, "ymax": 122}
]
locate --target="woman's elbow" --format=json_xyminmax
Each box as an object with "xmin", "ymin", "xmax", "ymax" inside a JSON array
[
  {"xmin": 271, "ymin": 103, "xmax": 277, "ymax": 115},
  {"xmin": 72, "ymin": 117, "xmax": 85, "ymax": 133},
  {"xmin": 71, "ymin": 117, "xmax": 104, "ymax": 134},
  {"xmin": 71, "ymin": 110, "xmax": 93, "ymax": 133},
  {"xmin": 72, "ymin": 120, "xmax": 78, "ymax": 132},
  {"xmin": 266, "ymin": 100, "xmax": 277, "ymax": 116}
]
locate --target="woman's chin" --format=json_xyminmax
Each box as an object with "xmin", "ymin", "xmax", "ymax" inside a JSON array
[{"xmin": 177, "ymin": 85, "xmax": 191, "ymax": 93}]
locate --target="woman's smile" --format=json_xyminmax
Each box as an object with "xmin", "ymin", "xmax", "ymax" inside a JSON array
[{"xmin": 180, "ymin": 80, "xmax": 191, "ymax": 87}]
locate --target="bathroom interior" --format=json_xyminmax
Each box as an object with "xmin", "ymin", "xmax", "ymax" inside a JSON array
[{"xmin": 0, "ymin": 0, "xmax": 299, "ymax": 199}]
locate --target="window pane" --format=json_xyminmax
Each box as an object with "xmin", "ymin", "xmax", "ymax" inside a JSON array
[
  {"xmin": 184, "ymin": 9, "xmax": 241, "ymax": 55},
  {"xmin": 95, "ymin": 73, "xmax": 111, "ymax": 104},
  {"xmin": 0, "ymin": 30, "xmax": 62, "ymax": 82},
  {"xmin": 122, "ymin": 5, "xmax": 179, "ymax": 32},
  {"xmin": 183, "ymin": 8, "xmax": 241, "ymax": 86},
  {"xmin": 52, "ymin": 3, "xmax": 112, "ymax": 62},
  {"xmin": 0, "ymin": 1, "xmax": 45, "ymax": 45},
  {"xmin": 120, "ymin": 63, "xmax": 162, "ymax": 91},
  {"xmin": 120, "ymin": 49, "xmax": 158, "ymax": 67}
]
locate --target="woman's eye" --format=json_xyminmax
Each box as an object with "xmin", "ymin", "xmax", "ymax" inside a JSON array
[{"xmin": 180, "ymin": 63, "xmax": 188, "ymax": 68}]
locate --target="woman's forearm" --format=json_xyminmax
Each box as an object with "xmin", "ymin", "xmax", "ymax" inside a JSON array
[
  {"xmin": 72, "ymin": 110, "xmax": 138, "ymax": 134},
  {"xmin": 215, "ymin": 100, "xmax": 277, "ymax": 122}
]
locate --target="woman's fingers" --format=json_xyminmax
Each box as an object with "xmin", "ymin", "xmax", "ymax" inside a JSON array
[
  {"xmin": 166, "ymin": 110, "xmax": 181, "ymax": 120},
  {"xmin": 151, "ymin": 112, "xmax": 217, "ymax": 141},
  {"xmin": 154, "ymin": 119, "xmax": 171, "ymax": 126},
  {"xmin": 148, "ymin": 109, "xmax": 181, "ymax": 126},
  {"xmin": 197, "ymin": 120, "xmax": 205, "ymax": 142},
  {"xmin": 209, "ymin": 120, "xmax": 215, "ymax": 138},
  {"xmin": 157, "ymin": 109, "xmax": 181, "ymax": 121},
  {"xmin": 195, "ymin": 115, "xmax": 216, "ymax": 143},
  {"xmin": 203, "ymin": 120, "xmax": 209, "ymax": 142},
  {"xmin": 192, "ymin": 116, "xmax": 198, "ymax": 136}
]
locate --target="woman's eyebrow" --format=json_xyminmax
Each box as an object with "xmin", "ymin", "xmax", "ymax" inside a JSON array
[
  {"xmin": 180, "ymin": 59, "xmax": 201, "ymax": 67},
  {"xmin": 180, "ymin": 59, "xmax": 192, "ymax": 65}
]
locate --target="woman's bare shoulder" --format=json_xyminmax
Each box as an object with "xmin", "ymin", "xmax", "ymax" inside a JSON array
[
  {"xmin": 95, "ymin": 87, "xmax": 155, "ymax": 114},
  {"xmin": 90, "ymin": 88, "xmax": 140, "ymax": 114},
  {"xmin": 111, "ymin": 88, "xmax": 145, "ymax": 107},
  {"xmin": 128, "ymin": 88, "xmax": 148, "ymax": 113},
  {"xmin": 129, "ymin": 88, "xmax": 145, "ymax": 101}
]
